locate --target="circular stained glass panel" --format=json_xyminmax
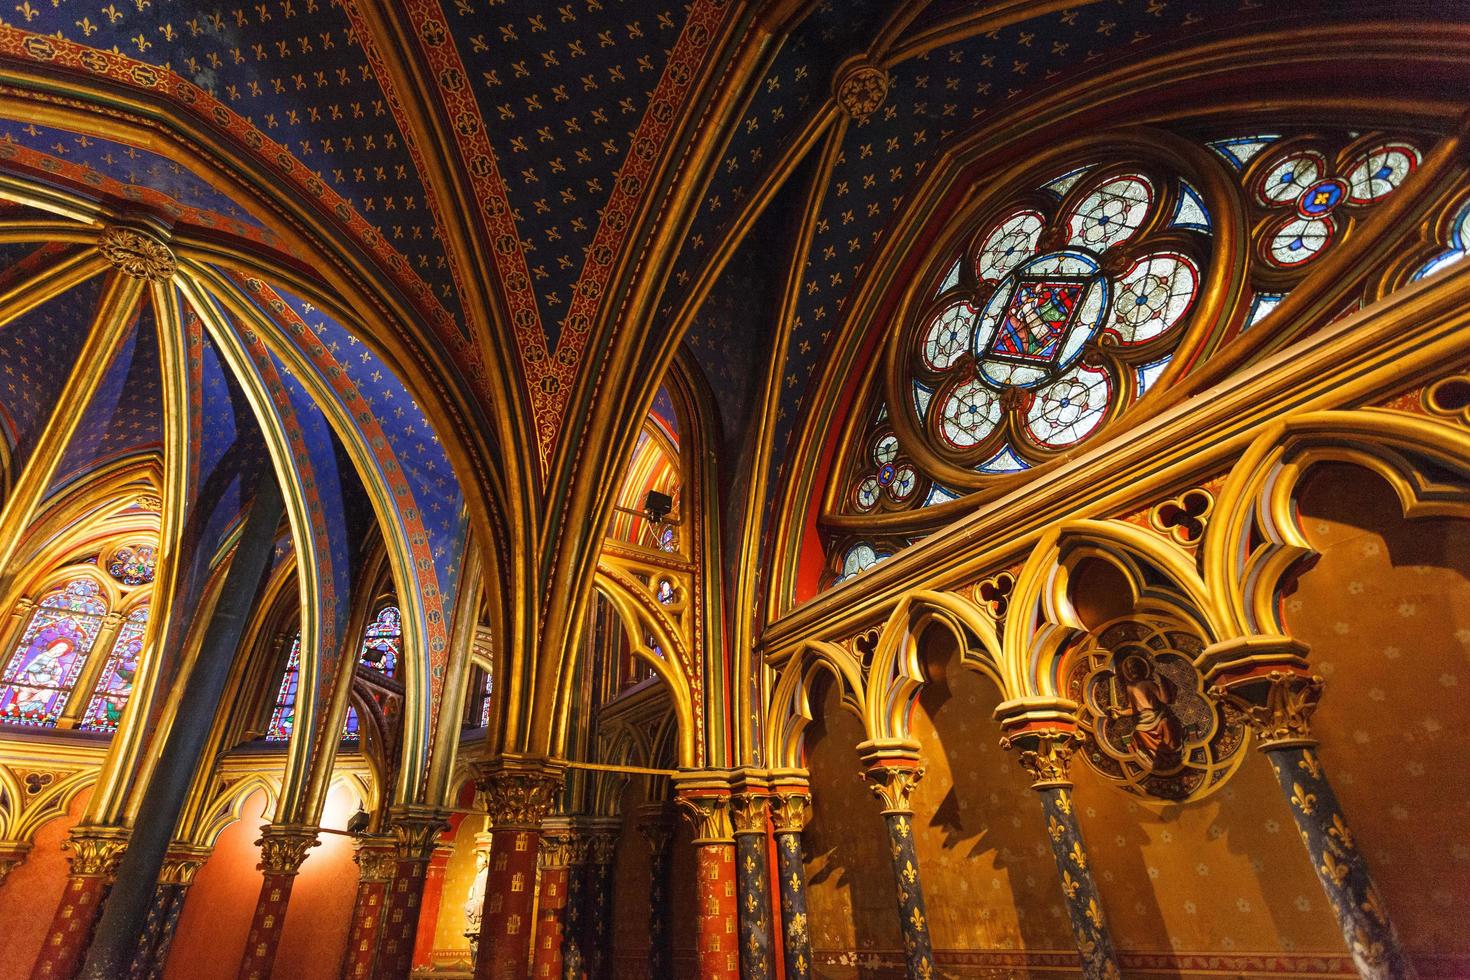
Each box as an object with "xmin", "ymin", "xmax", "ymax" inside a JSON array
[{"xmin": 107, "ymin": 545, "xmax": 156, "ymax": 586}]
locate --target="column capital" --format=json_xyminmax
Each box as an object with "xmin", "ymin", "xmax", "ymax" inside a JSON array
[
  {"xmin": 857, "ymin": 741, "xmax": 924, "ymax": 815},
  {"xmin": 254, "ymin": 824, "xmax": 319, "ymax": 876},
  {"xmin": 1199, "ymin": 636, "xmax": 1322, "ymax": 749},
  {"xmin": 386, "ymin": 804, "xmax": 451, "ymax": 860},
  {"xmin": 471, "ymin": 755, "xmax": 565, "ymax": 830},
  {"xmin": 636, "ymin": 802, "xmax": 678, "ymax": 854},
  {"xmin": 352, "ymin": 834, "xmax": 399, "ymax": 883},
  {"xmin": 0, "ymin": 841, "xmax": 31, "ymax": 885},
  {"xmin": 729, "ymin": 793, "xmax": 770, "ymax": 837},
  {"xmin": 674, "ymin": 773, "xmax": 736, "ymax": 845},
  {"xmin": 63, "ymin": 825, "xmax": 131, "ymax": 879},
  {"xmin": 538, "ymin": 821, "xmax": 577, "ymax": 871},
  {"xmin": 769, "ymin": 789, "xmax": 811, "ymax": 834},
  {"xmin": 159, "ymin": 843, "xmax": 212, "ymax": 886},
  {"xmin": 995, "ymin": 699, "xmax": 1083, "ymax": 789}
]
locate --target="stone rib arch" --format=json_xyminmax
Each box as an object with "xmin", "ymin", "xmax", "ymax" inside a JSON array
[
  {"xmin": 765, "ymin": 640, "xmax": 866, "ymax": 772},
  {"xmin": 1204, "ymin": 408, "xmax": 1470, "ymax": 638}
]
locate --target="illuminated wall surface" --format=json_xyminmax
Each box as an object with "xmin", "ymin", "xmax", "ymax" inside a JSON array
[{"xmin": 0, "ymin": 2, "xmax": 1466, "ymax": 980}]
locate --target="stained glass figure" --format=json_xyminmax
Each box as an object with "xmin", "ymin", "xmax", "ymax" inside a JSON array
[
  {"xmin": 479, "ymin": 667, "xmax": 493, "ymax": 729},
  {"xmin": 105, "ymin": 545, "xmax": 156, "ymax": 586},
  {"xmin": 358, "ymin": 605, "xmax": 401, "ymax": 679},
  {"xmin": 341, "ymin": 705, "xmax": 359, "ymax": 741},
  {"xmin": 265, "ymin": 635, "xmax": 301, "ymax": 741},
  {"xmin": 0, "ymin": 579, "xmax": 107, "ymax": 727},
  {"xmin": 655, "ymin": 580, "xmax": 676, "ymax": 605},
  {"xmin": 79, "ymin": 606, "xmax": 147, "ymax": 732}
]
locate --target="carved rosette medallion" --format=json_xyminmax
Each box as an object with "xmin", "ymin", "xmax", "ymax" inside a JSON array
[
  {"xmin": 99, "ymin": 226, "xmax": 176, "ymax": 283},
  {"xmin": 835, "ymin": 62, "xmax": 889, "ymax": 122},
  {"xmin": 1067, "ymin": 617, "xmax": 1246, "ymax": 801}
]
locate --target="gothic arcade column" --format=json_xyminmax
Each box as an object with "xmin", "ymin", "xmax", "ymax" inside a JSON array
[
  {"xmin": 31, "ymin": 826, "xmax": 129, "ymax": 980},
  {"xmin": 129, "ymin": 844, "xmax": 210, "ymax": 980},
  {"xmin": 372, "ymin": 807, "xmax": 450, "ymax": 979},
  {"xmin": 472, "ymin": 756, "xmax": 564, "ymax": 980},
  {"xmin": 529, "ymin": 821, "xmax": 573, "ymax": 980},
  {"xmin": 674, "ymin": 775, "xmax": 739, "ymax": 980},
  {"xmin": 996, "ymin": 707, "xmax": 1120, "ymax": 980},
  {"xmin": 236, "ymin": 824, "xmax": 319, "ymax": 980},
  {"xmin": 579, "ymin": 818, "xmax": 619, "ymax": 980},
  {"xmin": 730, "ymin": 776, "xmax": 776, "ymax": 980},
  {"xmin": 857, "ymin": 742, "xmax": 935, "ymax": 980},
  {"xmin": 636, "ymin": 804, "xmax": 676, "ymax": 980},
  {"xmin": 340, "ymin": 835, "xmax": 396, "ymax": 979},
  {"xmin": 769, "ymin": 775, "xmax": 813, "ymax": 980},
  {"xmin": 1202, "ymin": 638, "xmax": 1417, "ymax": 980}
]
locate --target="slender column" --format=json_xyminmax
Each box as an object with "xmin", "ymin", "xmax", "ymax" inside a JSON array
[
  {"xmin": 769, "ymin": 777, "xmax": 813, "ymax": 980},
  {"xmin": 674, "ymin": 778, "xmax": 739, "ymax": 980},
  {"xmin": 472, "ymin": 756, "xmax": 565, "ymax": 980},
  {"xmin": 636, "ymin": 806, "xmax": 676, "ymax": 980},
  {"xmin": 411, "ymin": 842, "xmax": 454, "ymax": 973},
  {"xmin": 530, "ymin": 822, "xmax": 574, "ymax": 980},
  {"xmin": 129, "ymin": 844, "xmax": 210, "ymax": 980},
  {"xmin": 581, "ymin": 820, "xmax": 619, "ymax": 980},
  {"xmin": 1203, "ymin": 638, "xmax": 1417, "ymax": 980},
  {"xmin": 559, "ymin": 832, "xmax": 592, "ymax": 980},
  {"xmin": 996, "ymin": 708, "xmax": 1120, "ymax": 980},
  {"xmin": 730, "ymin": 781, "xmax": 776, "ymax": 980},
  {"xmin": 339, "ymin": 836, "xmax": 396, "ymax": 979},
  {"xmin": 371, "ymin": 807, "xmax": 450, "ymax": 980},
  {"xmin": 30, "ymin": 827, "xmax": 130, "ymax": 980},
  {"xmin": 858, "ymin": 743, "xmax": 935, "ymax": 980},
  {"xmin": 236, "ymin": 824, "xmax": 318, "ymax": 980}
]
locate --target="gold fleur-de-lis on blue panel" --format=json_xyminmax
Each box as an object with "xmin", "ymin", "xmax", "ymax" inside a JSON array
[
  {"xmin": 1297, "ymin": 750, "xmax": 1323, "ymax": 780},
  {"xmin": 1319, "ymin": 850, "xmax": 1350, "ymax": 887},
  {"xmin": 1328, "ymin": 813, "xmax": 1355, "ymax": 851},
  {"xmin": 1290, "ymin": 782, "xmax": 1317, "ymax": 815}
]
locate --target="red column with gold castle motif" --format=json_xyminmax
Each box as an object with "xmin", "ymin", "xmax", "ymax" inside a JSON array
[
  {"xmin": 372, "ymin": 806, "xmax": 450, "ymax": 980},
  {"xmin": 236, "ymin": 824, "xmax": 319, "ymax": 980},
  {"xmin": 29, "ymin": 826, "xmax": 129, "ymax": 980},
  {"xmin": 472, "ymin": 756, "xmax": 564, "ymax": 980},
  {"xmin": 339, "ymin": 835, "xmax": 397, "ymax": 979},
  {"xmin": 529, "ymin": 820, "xmax": 574, "ymax": 980},
  {"xmin": 674, "ymin": 775, "xmax": 739, "ymax": 980}
]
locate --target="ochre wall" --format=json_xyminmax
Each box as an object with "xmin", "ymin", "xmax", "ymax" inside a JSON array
[
  {"xmin": 427, "ymin": 803, "xmax": 484, "ymax": 972},
  {"xmin": 167, "ymin": 782, "xmax": 358, "ymax": 980},
  {"xmin": 0, "ymin": 786, "xmax": 91, "ymax": 980},
  {"xmin": 802, "ymin": 676, "xmax": 902, "ymax": 977},
  {"xmin": 1285, "ymin": 463, "xmax": 1470, "ymax": 977}
]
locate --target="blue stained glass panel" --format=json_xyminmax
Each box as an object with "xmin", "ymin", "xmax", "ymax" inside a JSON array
[
  {"xmin": 79, "ymin": 606, "xmax": 148, "ymax": 733},
  {"xmin": 265, "ymin": 636, "xmax": 301, "ymax": 742},
  {"xmin": 0, "ymin": 579, "xmax": 107, "ymax": 727},
  {"xmin": 359, "ymin": 606, "xmax": 401, "ymax": 679}
]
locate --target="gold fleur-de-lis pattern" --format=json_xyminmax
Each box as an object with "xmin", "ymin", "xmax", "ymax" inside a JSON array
[{"xmin": 774, "ymin": 828, "xmax": 813, "ymax": 980}]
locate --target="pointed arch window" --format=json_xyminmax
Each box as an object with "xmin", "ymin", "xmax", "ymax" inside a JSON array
[
  {"xmin": 79, "ymin": 606, "xmax": 148, "ymax": 733},
  {"xmin": 359, "ymin": 605, "xmax": 400, "ymax": 678},
  {"xmin": 0, "ymin": 579, "xmax": 108, "ymax": 727}
]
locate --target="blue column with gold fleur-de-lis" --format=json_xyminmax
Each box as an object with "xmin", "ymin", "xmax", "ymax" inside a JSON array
[
  {"xmin": 858, "ymin": 741, "xmax": 935, "ymax": 980},
  {"xmin": 770, "ymin": 775, "xmax": 813, "ymax": 980},
  {"xmin": 730, "ymin": 779, "xmax": 776, "ymax": 980},
  {"xmin": 1203, "ymin": 639, "xmax": 1417, "ymax": 980},
  {"xmin": 997, "ymin": 714, "xmax": 1121, "ymax": 980},
  {"xmin": 636, "ymin": 804, "xmax": 677, "ymax": 980}
]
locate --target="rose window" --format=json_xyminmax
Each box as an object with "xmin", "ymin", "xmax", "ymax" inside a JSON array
[{"xmin": 894, "ymin": 162, "xmax": 1206, "ymax": 480}]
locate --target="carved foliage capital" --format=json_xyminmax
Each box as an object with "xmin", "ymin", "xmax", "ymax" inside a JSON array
[
  {"xmin": 676, "ymin": 793, "xmax": 733, "ymax": 844},
  {"xmin": 1211, "ymin": 668, "xmax": 1324, "ymax": 750},
  {"xmin": 0, "ymin": 842, "xmax": 31, "ymax": 886},
  {"xmin": 99, "ymin": 226, "xmax": 176, "ymax": 282},
  {"xmin": 353, "ymin": 836, "xmax": 399, "ymax": 883},
  {"xmin": 255, "ymin": 826, "xmax": 319, "ymax": 876},
  {"xmin": 476, "ymin": 768, "xmax": 562, "ymax": 830},
  {"xmin": 387, "ymin": 808, "xmax": 450, "ymax": 860},
  {"xmin": 862, "ymin": 763, "xmax": 924, "ymax": 814},
  {"xmin": 769, "ymin": 791, "xmax": 811, "ymax": 834},
  {"xmin": 729, "ymin": 793, "xmax": 770, "ymax": 836},
  {"xmin": 999, "ymin": 728, "xmax": 1079, "ymax": 789},
  {"xmin": 159, "ymin": 846, "xmax": 212, "ymax": 886},
  {"xmin": 64, "ymin": 827, "xmax": 130, "ymax": 879},
  {"xmin": 539, "ymin": 830, "xmax": 576, "ymax": 871}
]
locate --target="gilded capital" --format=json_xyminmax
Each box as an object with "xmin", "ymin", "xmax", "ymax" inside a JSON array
[
  {"xmin": 99, "ymin": 226, "xmax": 176, "ymax": 282},
  {"xmin": 63, "ymin": 826, "xmax": 130, "ymax": 879},
  {"xmin": 769, "ymin": 790, "xmax": 811, "ymax": 834},
  {"xmin": 159, "ymin": 845, "xmax": 212, "ymax": 886},
  {"xmin": 473, "ymin": 757, "xmax": 564, "ymax": 830},
  {"xmin": 730, "ymin": 793, "xmax": 771, "ymax": 836},
  {"xmin": 0, "ymin": 842, "xmax": 32, "ymax": 885},
  {"xmin": 387, "ymin": 805, "xmax": 450, "ymax": 860},
  {"xmin": 539, "ymin": 828, "xmax": 576, "ymax": 871},
  {"xmin": 999, "ymin": 727, "xmax": 1079, "ymax": 789},
  {"xmin": 637, "ymin": 804, "xmax": 677, "ymax": 856},
  {"xmin": 255, "ymin": 825, "xmax": 319, "ymax": 876},
  {"xmin": 675, "ymin": 793, "xmax": 734, "ymax": 844},
  {"xmin": 353, "ymin": 835, "xmax": 398, "ymax": 883},
  {"xmin": 861, "ymin": 763, "xmax": 925, "ymax": 814},
  {"xmin": 1199, "ymin": 637, "xmax": 1322, "ymax": 749}
]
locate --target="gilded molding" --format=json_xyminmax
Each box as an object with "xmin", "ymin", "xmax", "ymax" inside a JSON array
[
  {"xmin": 539, "ymin": 828, "xmax": 576, "ymax": 871},
  {"xmin": 0, "ymin": 841, "xmax": 31, "ymax": 885},
  {"xmin": 254, "ymin": 825, "xmax": 319, "ymax": 876},
  {"xmin": 1200, "ymin": 637, "xmax": 1323, "ymax": 749},
  {"xmin": 98, "ymin": 226, "xmax": 175, "ymax": 283}
]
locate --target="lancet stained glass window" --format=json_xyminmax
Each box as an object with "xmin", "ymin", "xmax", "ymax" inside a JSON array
[
  {"xmin": 264, "ymin": 634, "xmax": 300, "ymax": 741},
  {"xmin": 358, "ymin": 605, "xmax": 400, "ymax": 678},
  {"xmin": 79, "ymin": 606, "xmax": 148, "ymax": 732},
  {"xmin": 0, "ymin": 579, "xmax": 108, "ymax": 727}
]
